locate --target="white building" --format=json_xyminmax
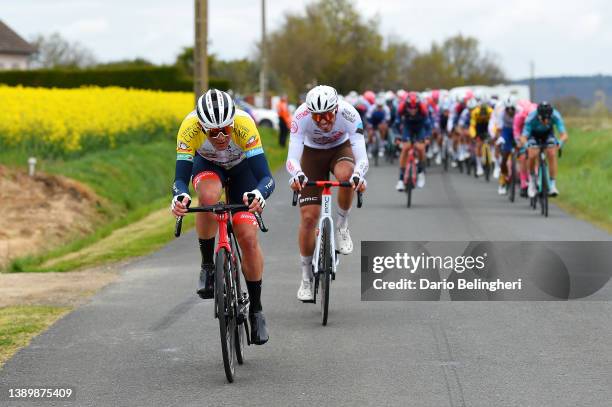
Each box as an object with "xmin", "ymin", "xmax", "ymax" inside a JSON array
[{"xmin": 0, "ymin": 20, "xmax": 36, "ymax": 70}]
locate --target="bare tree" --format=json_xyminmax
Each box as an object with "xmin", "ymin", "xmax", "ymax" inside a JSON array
[{"xmin": 30, "ymin": 33, "xmax": 97, "ymax": 69}]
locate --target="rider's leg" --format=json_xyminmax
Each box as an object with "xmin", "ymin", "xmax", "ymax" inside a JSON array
[
  {"xmin": 334, "ymin": 160, "xmax": 354, "ymax": 212},
  {"xmin": 379, "ymin": 122, "xmax": 388, "ymax": 142},
  {"xmin": 475, "ymin": 137, "xmax": 484, "ymax": 174},
  {"xmin": 519, "ymin": 150, "xmax": 529, "ymax": 189},
  {"xmin": 527, "ymin": 146, "xmax": 539, "ymax": 197},
  {"xmin": 547, "ymin": 146, "xmax": 558, "ymax": 179},
  {"xmin": 194, "ymin": 172, "xmax": 223, "ymax": 265},
  {"xmin": 299, "ymin": 204, "xmax": 321, "ymax": 280},
  {"xmin": 234, "ymin": 217, "xmax": 264, "ymax": 295}
]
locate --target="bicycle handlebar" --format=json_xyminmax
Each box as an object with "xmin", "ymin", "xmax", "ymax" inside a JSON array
[
  {"xmin": 174, "ymin": 194, "xmax": 268, "ymax": 238},
  {"xmin": 291, "ymin": 176, "xmax": 363, "ymax": 208}
]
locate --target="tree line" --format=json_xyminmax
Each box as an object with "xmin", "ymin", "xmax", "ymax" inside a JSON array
[{"xmin": 28, "ymin": 0, "xmax": 506, "ymax": 99}]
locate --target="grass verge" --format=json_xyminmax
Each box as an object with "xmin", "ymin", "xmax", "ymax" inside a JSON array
[
  {"xmin": 556, "ymin": 127, "xmax": 612, "ymax": 232},
  {"xmin": 6, "ymin": 127, "xmax": 286, "ymax": 272},
  {"xmin": 0, "ymin": 306, "xmax": 71, "ymax": 367}
]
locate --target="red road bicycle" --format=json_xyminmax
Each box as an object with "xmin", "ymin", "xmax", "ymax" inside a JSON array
[{"xmin": 174, "ymin": 192, "xmax": 267, "ymax": 382}]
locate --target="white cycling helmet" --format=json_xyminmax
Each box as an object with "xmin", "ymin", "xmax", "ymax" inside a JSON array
[
  {"xmin": 467, "ymin": 98, "xmax": 478, "ymax": 110},
  {"xmin": 306, "ymin": 85, "xmax": 339, "ymax": 113},
  {"xmin": 503, "ymin": 94, "xmax": 517, "ymax": 109},
  {"xmin": 196, "ymin": 89, "xmax": 236, "ymax": 129}
]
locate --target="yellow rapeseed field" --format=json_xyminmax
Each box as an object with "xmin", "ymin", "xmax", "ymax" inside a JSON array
[{"xmin": 0, "ymin": 86, "xmax": 192, "ymax": 155}]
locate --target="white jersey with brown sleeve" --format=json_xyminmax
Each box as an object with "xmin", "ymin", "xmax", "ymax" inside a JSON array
[{"xmin": 286, "ymin": 100, "xmax": 368, "ymax": 178}]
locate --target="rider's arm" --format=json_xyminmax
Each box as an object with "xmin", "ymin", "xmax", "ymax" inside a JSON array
[
  {"xmin": 173, "ymin": 114, "xmax": 203, "ymax": 196},
  {"xmin": 522, "ymin": 111, "xmax": 535, "ymax": 138},
  {"xmin": 349, "ymin": 126, "xmax": 369, "ymax": 177},
  {"xmin": 173, "ymin": 160, "xmax": 192, "ymax": 196},
  {"xmin": 469, "ymin": 110, "xmax": 477, "ymax": 138},
  {"xmin": 286, "ymin": 121, "xmax": 305, "ymax": 177},
  {"xmin": 247, "ymin": 154, "xmax": 275, "ymax": 199},
  {"xmin": 553, "ymin": 110, "xmax": 569, "ymax": 143}
]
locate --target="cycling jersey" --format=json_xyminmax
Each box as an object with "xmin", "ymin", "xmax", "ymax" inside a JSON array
[
  {"xmin": 286, "ymin": 100, "xmax": 369, "ymax": 178},
  {"xmin": 513, "ymin": 102, "xmax": 536, "ymax": 139},
  {"xmin": 366, "ymin": 105, "xmax": 391, "ymax": 128},
  {"xmin": 458, "ymin": 108, "xmax": 471, "ymax": 129},
  {"xmin": 398, "ymin": 102, "xmax": 431, "ymax": 142},
  {"xmin": 172, "ymin": 109, "xmax": 274, "ymax": 199},
  {"xmin": 175, "ymin": 109, "xmax": 263, "ymax": 169},
  {"xmin": 448, "ymin": 102, "xmax": 466, "ymax": 132},
  {"xmin": 469, "ymin": 105, "xmax": 493, "ymax": 138},
  {"xmin": 522, "ymin": 109, "xmax": 566, "ymax": 138}
]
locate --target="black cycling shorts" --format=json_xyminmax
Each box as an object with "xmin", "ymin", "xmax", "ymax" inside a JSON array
[{"xmin": 192, "ymin": 154, "xmax": 258, "ymax": 205}]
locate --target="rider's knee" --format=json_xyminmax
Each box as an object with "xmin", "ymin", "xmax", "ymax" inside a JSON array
[
  {"xmin": 301, "ymin": 209, "xmax": 319, "ymax": 230},
  {"xmin": 333, "ymin": 163, "xmax": 353, "ymax": 181}
]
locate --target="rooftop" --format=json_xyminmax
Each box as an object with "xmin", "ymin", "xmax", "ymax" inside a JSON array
[{"xmin": 0, "ymin": 20, "xmax": 36, "ymax": 55}]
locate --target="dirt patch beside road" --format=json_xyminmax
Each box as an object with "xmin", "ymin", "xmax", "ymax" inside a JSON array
[
  {"xmin": 0, "ymin": 165, "xmax": 102, "ymax": 269},
  {"xmin": 0, "ymin": 267, "xmax": 118, "ymax": 307}
]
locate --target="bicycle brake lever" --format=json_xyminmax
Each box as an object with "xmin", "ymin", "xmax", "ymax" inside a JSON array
[
  {"xmin": 254, "ymin": 212, "xmax": 268, "ymax": 233},
  {"xmin": 174, "ymin": 216, "xmax": 183, "ymax": 237}
]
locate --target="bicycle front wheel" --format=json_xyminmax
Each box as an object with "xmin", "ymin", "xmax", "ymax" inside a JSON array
[
  {"xmin": 215, "ymin": 248, "xmax": 237, "ymax": 382},
  {"xmin": 540, "ymin": 164, "xmax": 549, "ymax": 217},
  {"xmin": 319, "ymin": 218, "xmax": 333, "ymax": 326}
]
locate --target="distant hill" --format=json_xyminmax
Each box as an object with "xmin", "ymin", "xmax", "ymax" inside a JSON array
[{"xmin": 513, "ymin": 75, "xmax": 612, "ymax": 108}]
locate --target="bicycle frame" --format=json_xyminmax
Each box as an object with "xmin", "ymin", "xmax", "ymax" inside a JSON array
[
  {"xmin": 313, "ymin": 182, "xmax": 338, "ymax": 276},
  {"xmin": 402, "ymin": 142, "xmax": 418, "ymax": 185}
]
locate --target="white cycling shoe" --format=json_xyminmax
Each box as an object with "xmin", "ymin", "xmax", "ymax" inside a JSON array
[
  {"xmin": 549, "ymin": 181, "xmax": 559, "ymax": 197},
  {"xmin": 493, "ymin": 166, "xmax": 501, "ymax": 179},
  {"xmin": 476, "ymin": 165, "xmax": 484, "ymax": 177},
  {"xmin": 335, "ymin": 227, "xmax": 353, "ymax": 255},
  {"xmin": 417, "ymin": 173, "xmax": 426, "ymax": 188},
  {"xmin": 297, "ymin": 279, "xmax": 313, "ymax": 302},
  {"xmin": 528, "ymin": 178, "xmax": 537, "ymax": 198},
  {"xmin": 395, "ymin": 179, "xmax": 405, "ymax": 192},
  {"xmin": 435, "ymin": 154, "xmax": 442, "ymax": 165},
  {"xmin": 498, "ymin": 185, "xmax": 507, "ymax": 195}
]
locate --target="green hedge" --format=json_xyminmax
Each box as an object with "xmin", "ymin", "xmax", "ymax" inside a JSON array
[{"xmin": 0, "ymin": 66, "xmax": 229, "ymax": 91}]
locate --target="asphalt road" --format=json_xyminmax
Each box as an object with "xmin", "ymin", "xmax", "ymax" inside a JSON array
[{"xmin": 2, "ymin": 161, "xmax": 611, "ymax": 407}]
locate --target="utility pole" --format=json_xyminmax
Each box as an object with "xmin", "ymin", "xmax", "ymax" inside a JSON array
[
  {"xmin": 529, "ymin": 60, "xmax": 535, "ymax": 101},
  {"xmin": 194, "ymin": 0, "xmax": 208, "ymax": 102},
  {"xmin": 259, "ymin": 0, "xmax": 267, "ymax": 108}
]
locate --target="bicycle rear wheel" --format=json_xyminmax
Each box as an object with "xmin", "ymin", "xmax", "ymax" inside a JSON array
[
  {"xmin": 319, "ymin": 218, "xmax": 332, "ymax": 325},
  {"xmin": 509, "ymin": 153, "xmax": 517, "ymax": 202},
  {"xmin": 215, "ymin": 248, "xmax": 237, "ymax": 383},
  {"xmin": 405, "ymin": 165, "xmax": 413, "ymax": 208}
]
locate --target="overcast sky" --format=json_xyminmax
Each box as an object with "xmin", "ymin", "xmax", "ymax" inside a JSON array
[{"xmin": 4, "ymin": 0, "xmax": 612, "ymax": 80}]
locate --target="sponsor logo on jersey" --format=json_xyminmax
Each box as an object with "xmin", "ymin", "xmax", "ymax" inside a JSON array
[
  {"xmin": 245, "ymin": 135, "xmax": 259, "ymax": 148},
  {"xmin": 177, "ymin": 141, "xmax": 192, "ymax": 154},
  {"xmin": 290, "ymin": 120, "xmax": 298, "ymax": 133},
  {"xmin": 341, "ymin": 109, "xmax": 356, "ymax": 123},
  {"xmin": 181, "ymin": 123, "xmax": 200, "ymax": 143},
  {"xmin": 176, "ymin": 153, "xmax": 194, "ymax": 161},
  {"xmin": 245, "ymin": 147, "xmax": 264, "ymax": 158},
  {"xmin": 313, "ymin": 131, "xmax": 344, "ymax": 145},
  {"xmin": 296, "ymin": 109, "xmax": 310, "ymax": 120}
]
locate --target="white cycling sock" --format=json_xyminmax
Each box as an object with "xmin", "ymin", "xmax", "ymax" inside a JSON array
[
  {"xmin": 301, "ymin": 255, "xmax": 313, "ymax": 281},
  {"xmin": 336, "ymin": 207, "xmax": 350, "ymax": 229}
]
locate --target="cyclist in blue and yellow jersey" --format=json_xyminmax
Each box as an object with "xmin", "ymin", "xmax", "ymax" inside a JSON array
[
  {"xmin": 171, "ymin": 89, "xmax": 275, "ymax": 345},
  {"xmin": 521, "ymin": 101, "xmax": 568, "ymax": 197},
  {"xmin": 491, "ymin": 95, "xmax": 519, "ymax": 195}
]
